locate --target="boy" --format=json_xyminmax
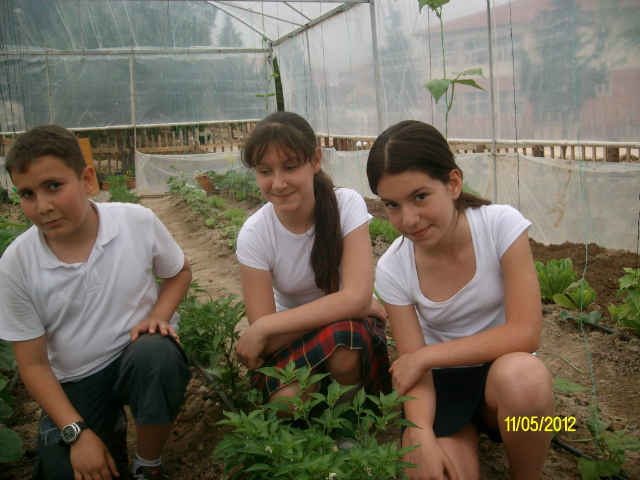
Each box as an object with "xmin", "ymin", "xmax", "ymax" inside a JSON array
[{"xmin": 0, "ymin": 125, "xmax": 193, "ymax": 480}]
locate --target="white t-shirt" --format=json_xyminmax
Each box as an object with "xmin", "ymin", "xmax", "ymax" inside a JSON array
[
  {"xmin": 236, "ymin": 188, "xmax": 371, "ymax": 312},
  {"xmin": 0, "ymin": 202, "xmax": 185, "ymax": 382},
  {"xmin": 376, "ymin": 205, "xmax": 531, "ymax": 348}
]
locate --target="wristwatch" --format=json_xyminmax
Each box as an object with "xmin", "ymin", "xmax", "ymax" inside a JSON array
[{"xmin": 60, "ymin": 421, "xmax": 88, "ymax": 444}]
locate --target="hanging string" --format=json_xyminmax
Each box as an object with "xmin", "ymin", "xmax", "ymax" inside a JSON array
[
  {"xmin": 570, "ymin": 0, "xmax": 600, "ymax": 458},
  {"xmin": 507, "ymin": 0, "xmax": 521, "ymax": 212}
]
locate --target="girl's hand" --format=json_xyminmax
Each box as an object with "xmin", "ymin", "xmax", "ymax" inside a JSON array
[
  {"xmin": 390, "ymin": 351, "xmax": 427, "ymax": 396},
  {"xmin": 403, "ymin": 429, "xmax": 459, "ymax": 480},
  {"xmin": 368, "ymin": 296, "xmax": 388, "ymax": 324},
  {"xmin": 236, "ymin": 320, "xmax": 268, "ymax": 370}
]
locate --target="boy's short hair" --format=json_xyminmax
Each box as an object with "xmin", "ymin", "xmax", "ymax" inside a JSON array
[{"xmin": 6, "ymin": 124, "xmax": 86, "ymax": 179}]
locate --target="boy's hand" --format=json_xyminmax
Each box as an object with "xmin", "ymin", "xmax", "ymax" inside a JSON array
[
  {"xmin": 70, "ymin": 429, "xmax": 119, "ymax": 480},
  {"xmin": 130, "ymin": 315, "xmax": 179, "ymax": 343}
]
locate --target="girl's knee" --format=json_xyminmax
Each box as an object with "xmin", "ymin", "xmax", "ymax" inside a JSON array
[
  {"xmin": 325, "ymin": 346, "xmax": 361, "ymax": 376},
  {"xmin": 488, "ymin": 353, "xmax": 553, "ymax": 412}
]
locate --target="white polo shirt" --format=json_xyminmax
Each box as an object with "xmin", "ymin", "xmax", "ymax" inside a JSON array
[{"xmin": 0, "ymin": 202, "xmax": 185, "ymax": 382}]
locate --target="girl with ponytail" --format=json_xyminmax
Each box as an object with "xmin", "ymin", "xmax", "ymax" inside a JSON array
[
  {"xmin": 235, "ymin": 112, "xmax": 391, "ymax": 418},
  {"xmin": 368, "ymin": 120, "xmax": 554, "ymax": 480}
]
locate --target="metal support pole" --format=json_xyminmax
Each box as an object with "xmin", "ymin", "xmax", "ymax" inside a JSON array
[
  {"xmin": 486, "ymin": 0, "xmax": 497, "ymax": 203},
  {"xmin": 130, "ymin": 48, "xmax": 136, "ymax": 153},
  {"xmin": 305, "ymin": 30, "xmax": 317, "ymax": 127},
  {"xmin": 45, "ymin": 51, "xmax": 55, "ymax": 123},
  {"xmin": 369, "ymin": 0, "xmax": 384, "ymax": 134}
]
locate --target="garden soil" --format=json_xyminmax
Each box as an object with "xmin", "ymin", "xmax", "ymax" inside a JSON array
[{"xmin": 1, "ymin": 196, "xmax": 638, "ymax": 480}]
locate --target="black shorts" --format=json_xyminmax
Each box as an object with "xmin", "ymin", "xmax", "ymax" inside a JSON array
[
  {"xmin": 32, "ymin": 333, "xmax": 192, "ymax": 480},
  {"xmin": 402, "ymin": 362, "xmax": 502, "ymax": 443}
]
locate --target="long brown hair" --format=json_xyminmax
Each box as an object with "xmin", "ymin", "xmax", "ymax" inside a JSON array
[
  {"xmin": 367, "ymin": 120, "xmax": 490, "ymax": 212},
  {"xmin": 242, "ymin": 112, "xmax": 342, "ymax": 295}
]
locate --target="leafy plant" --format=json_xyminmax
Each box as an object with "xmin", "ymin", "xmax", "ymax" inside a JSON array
[
  {"xmin": 0, "ymin": 339, "xmax": 21, "ymax": 464},
  {"xmin": 0, "ymin": 372, "xmax": 22, "ymax": 463},
  {"xmin": 214, "ymin": 360, "xmax": 419, "ymax": 480},
  {"xmin": 369, "ymin": 218, "xmax": 401, "ymax": 244},
  {"xmin": 574, "ymin": 408, "xmax": 640, "ymax": 480},
  {"xmin": 534, "ymin": 258, "xmax": 579, "ymax": 302},
  {"xmin": 178, "ymin": 285, "xmax": 248, "ymax": 403},
  {"xmin": 255, "ymin": 34, "xmax": 279, "ymax": 114},
  {"xmin": 105, "ymin": 174, "xmax": 139, "ymax": 204},
  {"xmin": 553, "ymin": 279, "xmax": 597, "ymax": 311},
  {"xmin": 418, "ymin": 0, "xmax": 486, "ymax": 139},
  {"xmin": 608, "ymin": 268, "xmax": 640, "ymax": 332},
  {"xmin": 0, "ymin": 216, "xmax": 28, "ymax": 258}
]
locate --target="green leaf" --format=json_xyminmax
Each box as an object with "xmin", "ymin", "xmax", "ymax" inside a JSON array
[
  {"xmin": 451, "ymin": 78, "xmax": 486, "ymax": 92},
  {"xmin": 596, "ymin": 459, "xmax": 620, "ymax": 476},
  {"xmin": 586, "ymin": 409, "xmax": 609, "ymax": 437},
  {"xmin": 424, "ymin": 78, "xmax": 451, "ymax": 103},
  {"xmin": 255, "ymin": 94, "xmax": 265, "ymax": 98},
  {"xmin": 0, "ymin": 426, "xmax": 22, "ymax": 463},
  {"xmin": 452, "ymin": 68, "xmax": 484, "ymax": 77},
  {"xmin": 418, "ymin": 0, "xmax": 450, "ymax": 13},
  {"xmin": 267, "ymin": 93, "xmax": 276, "ymax": 97},
  {"xmin": 0, "ymin": 341, "xmax": 15, "ymax": 371},
  {"xmin": 621, "ymin": 434, "xmax": 640, "ymax": 452},
  {"xmin": 577, "ymin": 458, "xmax": 599, "ymax": 480},
  {"xmin": 553, "ymin": 378, "xmax": 589, "ymax": 393},
  {"xmin": 244, "ymin": 463, "xmax": 271, "ymax": 472},
  {"xmin": 554, "ymin": 294, "xmax": 576, "ymax": 310}
]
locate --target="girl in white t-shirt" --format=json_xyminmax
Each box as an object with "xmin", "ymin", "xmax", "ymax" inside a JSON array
[
  {"xmin": 235, "ymin": 112, "xmax": 391, "ymax": 410},
  {"xmin": 368, "ymin": 120, "xmax": 554, "ymax": 480}
]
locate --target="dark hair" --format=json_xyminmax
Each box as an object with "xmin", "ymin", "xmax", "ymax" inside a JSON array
[
  {"xmin": 242, "ymin": 112, "xmax": 342, "ymax": 295},
  {"xmin": 6, "ymin": 124, "xmax": 86, "ymax": 179},
  {"xmin": 367, "ymin": 120, "xmax": 490, "ymax": 212}
]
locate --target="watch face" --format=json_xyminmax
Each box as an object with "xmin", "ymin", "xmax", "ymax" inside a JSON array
[{"xmin": 61, "ymin": 424, "xmax": 78, "ymax": 443}]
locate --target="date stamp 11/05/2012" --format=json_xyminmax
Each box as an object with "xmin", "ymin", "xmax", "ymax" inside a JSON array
[{"xmin": 504, "ymin": 416, "xmax": 577, "ymax": 432}]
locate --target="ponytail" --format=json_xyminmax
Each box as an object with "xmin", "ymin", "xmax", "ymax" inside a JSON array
[{"xmin": 310, "ymin": 171, "xmax": 342, "ymax": 295}]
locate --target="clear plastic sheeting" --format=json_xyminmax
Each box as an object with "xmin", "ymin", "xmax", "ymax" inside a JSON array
[
  {"xmin": 134, "ymin": 53, "xmax": 272, "ymax": 126},
  {"xmin": 322, "ymin": 150, "xmax": 640, "ymax": 253},
  {"xmin": 0, "ymin": 158, "xmax": 15, "ymax": 192},
  {"xmin": 135, "ymin": 150, "xmax": 244, "ymax": 195}
]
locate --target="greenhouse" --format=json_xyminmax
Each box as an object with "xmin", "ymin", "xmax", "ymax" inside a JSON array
[{"xmin": 1, "ymin": 1, "xmax": 639, "ymax": 479}]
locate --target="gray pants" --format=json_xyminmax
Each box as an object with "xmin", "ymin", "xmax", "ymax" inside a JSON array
[{"xmin": 33, "ymin": 334, "xmax": 192, "ymax": 480}]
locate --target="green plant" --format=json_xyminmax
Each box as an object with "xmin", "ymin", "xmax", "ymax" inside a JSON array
[
  {"xmin": 418, "ymin": 0, "xmax": 486, "ymax": 139},
  {"xmin": 0, "ymin": 216, "xmax": 28, "ymax": 258},
  {"xmin": 574, "ymin": 408, "xmax": 640, "ymax": 480},
  {"xmin": 105, "ymin": 174, "xmax": 139, "ymax": 204},
  {"xmin": 534, "ymin": 258, "xmax": 579, "ymax": 302},
  {"xmin": 553, "ymin": 279, "xmax": 597, "ymax": 311},
  {"xmin": 214, "ymin": 360, "xmax": 419, "ymax": 480},
  {"xmin": 178, "ymin": 285, "xmax": 247, "ymax": 402},
  {"xmin": 369, "ymin": 218, "xmax": 401, "ymax": 244},
  {"xmin": 608, "ymin": 268, "xmax": 640, "ymax": 332},
  {"xmin": 0, "ymin": 339, "xmax": 21, "ymax": 463}
]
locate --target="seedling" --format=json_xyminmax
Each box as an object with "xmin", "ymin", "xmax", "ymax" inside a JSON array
[
  {"xmin": 573, "ymin": 408, "xmax": 640, "ymax": 480},
  {"xmin": 609, "ymin": 268, "xmax": 640, "ymax": 333}
]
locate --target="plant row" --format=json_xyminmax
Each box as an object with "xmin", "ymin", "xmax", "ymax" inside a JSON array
[{"xmin": 535, "ymin": 258, "xmax": 640, "ymax": 334}]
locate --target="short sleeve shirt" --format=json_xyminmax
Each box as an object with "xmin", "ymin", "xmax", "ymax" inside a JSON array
[
  {"xmin": 0, "ymin": 202, "xmax": 185, "ymax": 382},
  {"xmin": 236, "ymin": 188, "xmax": 371, "ymax": 312},
  {"xmin": 375, "ymin": 205, "xmax": 531, "ymax": 346}
]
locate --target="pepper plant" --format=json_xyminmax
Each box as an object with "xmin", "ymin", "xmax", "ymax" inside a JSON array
[
  {"xmin": 178, "ymin": 284, "xmax": 248, "ymax": 404},
  {"xmin": 369, "ymin": 218, "xmax": 400, "ymax": 244},
  {"xmin": 215, "ymin": 360, "xmax": 420, "ymax": 480}
]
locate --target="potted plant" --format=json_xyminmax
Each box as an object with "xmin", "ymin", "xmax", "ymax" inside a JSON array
[
  {"xmin": 126, "ymin": 176, "xmax": 136, "ymax": 189},
  {"xmin": 195, "ymin": 171, "xmax": 213, "ymax": 192},
  {"xmin": 101, "ymin": 178, "xmax": 111, "ymax": 191}
]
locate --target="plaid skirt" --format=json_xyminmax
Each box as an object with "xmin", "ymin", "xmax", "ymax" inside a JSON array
[{"xmin": 251, "ymin": 317, "xmax": 392, "ymax": 401}]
